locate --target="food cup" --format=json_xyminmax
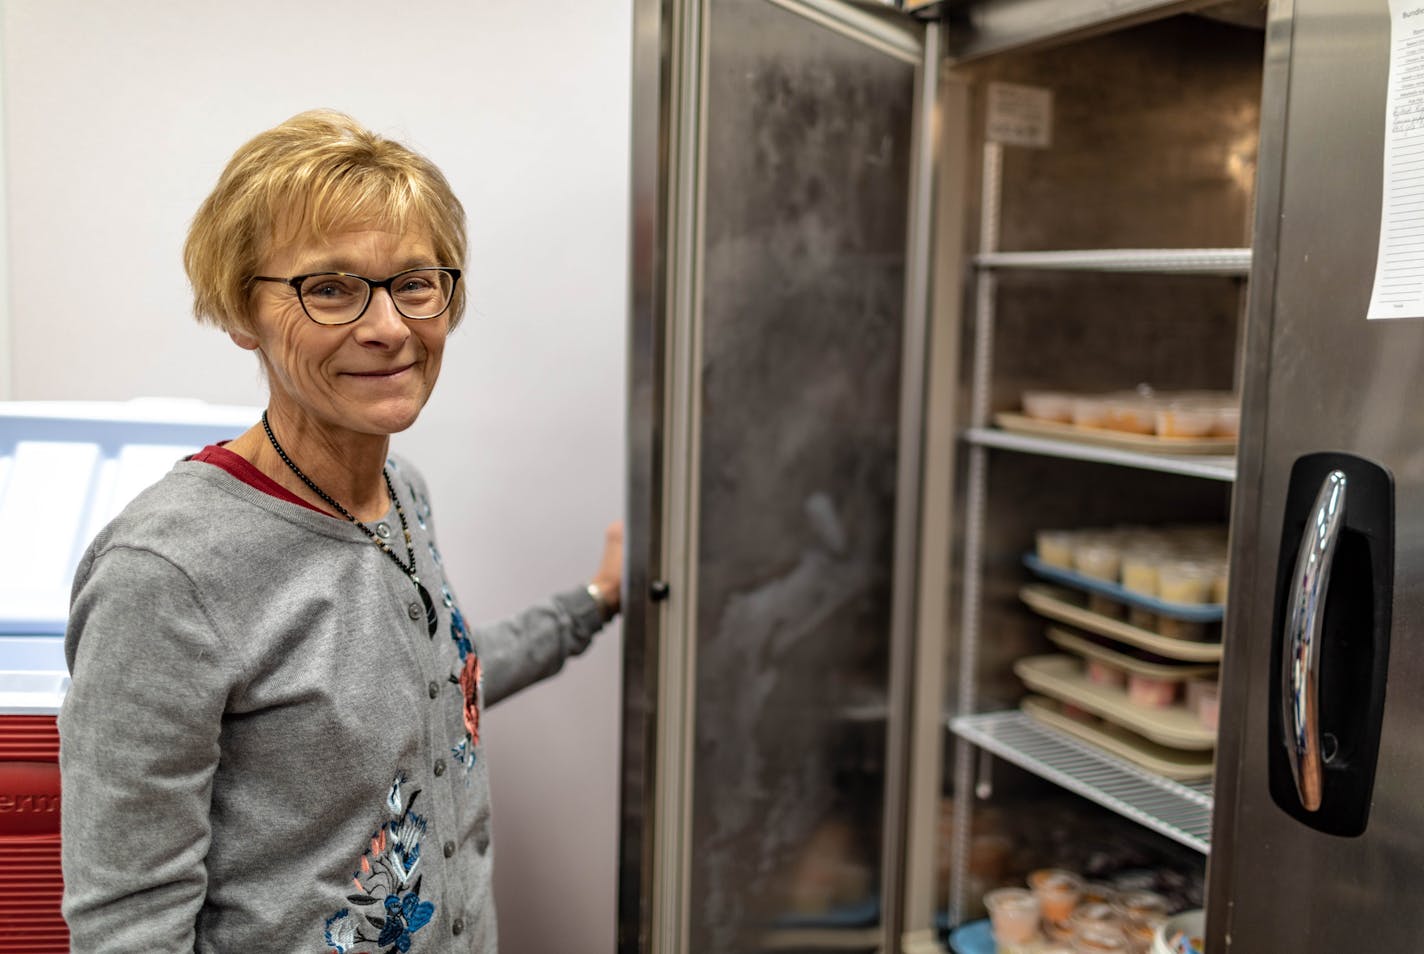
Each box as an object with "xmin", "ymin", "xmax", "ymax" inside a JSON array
[
  {"xmin": 1072, "ymin": 396, "xmax": 1111, "ymax": 430},
  {"xmin": 1028, "ymin": 868, "xmax": 1084, "ymax": 924},
  {"xmin": 1069, "ymin": 901, "xmax": 1121, "ymax": 933},
  {"xmin": 1155, "ymin": 402, "xmax": 1217, "ymax": 439},
  {"xmin": 1103, "ymin": 396, "xmax": 1158, "ymax": 435},
  {"xmin": 1023, "ymin": 390, "xmax": 1076, "ymax": 423},
  {"xmin": 1070, "ymin": 923, "xmax": 1129, "ymax": 953},
  {"xmin": 1156, "ymin": 560, "xmax": 1214, "ymax": 640},
  {"xmin": 983, "ymin": 887, "xmax": 1041, "ymax": 945},
  {"xmin": 1213, "ymin": 402, "xmax": 1241, "ymax": 438},
  {"xmin": 1113, "ymin": 889, "xmax": 1169, "ymax": 921},
  {"xmin": 1086, "ymin": 659, "xmax": 1127, "ymax": 688},
  {"xmin": 1081, "ymin": 881, "xmax": 1119, "ymax": 906},
  {"xmin": 1188, "ymin": 678, "xmax": 1221, "ymax": 731},
  {"xmin": 1211, "ymin": 562, "xmax": 1230, "ymax": 605},
  {"xmin": 1120, "ymin": 546, "xmax": 1164, "ymax": 631},
  {"xmin": 1037, "ymin": 530, "xmax": 1078, "ymax": 570},
  {"xmin": 1127, "ymin": 673, "xmax": 1179, "ymax": 708}
]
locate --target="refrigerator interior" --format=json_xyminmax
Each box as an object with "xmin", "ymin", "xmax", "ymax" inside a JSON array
[{"xmin": 936, "ymin": 10, "xmax": 1266, "ymax": 937}]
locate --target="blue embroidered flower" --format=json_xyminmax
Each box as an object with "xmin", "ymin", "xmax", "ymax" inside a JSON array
[
  {"xmin": 378, "ymin": 891, "xmax": 435, "ymax": 952},
  {"xmin": 324, "ymin": 774, "xmax": 438, "ymax": 952},
  {"xmin": 449, "ymin": 605, "xmax": 472, "ymax": 660},
  {"xmin": 324, "ymin": 908, "xmax": 358, "ymax": 952}
]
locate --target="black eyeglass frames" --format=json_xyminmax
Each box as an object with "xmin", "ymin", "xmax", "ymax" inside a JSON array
[{"xmin": 251, "ymin": 267, "xmax": 462, "ymax": 326}]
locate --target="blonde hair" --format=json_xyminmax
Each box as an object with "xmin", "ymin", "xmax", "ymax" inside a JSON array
[{"xmin": 184, "ymin": 110, "xmax": 467, "ymax": 334}]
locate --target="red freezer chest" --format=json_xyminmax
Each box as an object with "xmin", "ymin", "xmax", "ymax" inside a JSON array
[{"xmin": 0, "ymin": 714, "xmax": 66, "ymax": 953}]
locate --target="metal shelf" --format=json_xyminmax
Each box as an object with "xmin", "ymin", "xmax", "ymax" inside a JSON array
[
  {"xmin": 965, "ymin": 427, "xmax": 1237, "ymax": 482},
  {"xmin": 972, "ymin": 248, "xmax": 1251, "ymax": 275},
  {"xmin": 950, "ymin": 710, "xmax": 1213, "ymax": 855}
]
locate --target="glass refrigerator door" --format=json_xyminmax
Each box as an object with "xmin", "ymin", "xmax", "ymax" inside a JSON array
[{"xmin": 622, "ymin": 2, "xmax": 926, "ymax": 952}]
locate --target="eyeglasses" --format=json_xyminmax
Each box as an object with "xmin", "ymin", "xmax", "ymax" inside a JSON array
[{"xmin": 251, "ymin": 267, "xmax": 462, "ymax": 326}]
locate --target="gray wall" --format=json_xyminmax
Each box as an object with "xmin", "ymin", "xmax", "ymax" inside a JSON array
[{"xmin": 1, "ymin": 2, "xmax": 629, "ymax": 951}]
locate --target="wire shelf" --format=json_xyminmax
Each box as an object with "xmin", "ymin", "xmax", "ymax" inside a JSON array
[
  {"xmin": 972, "ymin": 248, "xmax": 1251, "ymax": 275},
  {"xmin": 949, "ymin": 710, "xmax": 1213, "ymax": 854},
  {"xmin": 965, "ymin": 427, "xmax": 1237, "ymax": 482}
]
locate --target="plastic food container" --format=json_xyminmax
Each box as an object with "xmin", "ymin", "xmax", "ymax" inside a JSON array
[
  {"xmin": 1103, "ymin": 396, "xmax": 1158, "ymax": 434},
  {"xmin": 1070, "ymin": 902, "xmax": 1121, "ymax": 933},
  {"xmin": 1121, "ymin": 546, "xmax": 1164, "ymax": 631},
  {"xmin": 1082, "ymin": 881, "xmax": 1119, "ymax": 906},
  {"xmin": 1037, "ymin": 530, "xmax": 1078, "ymax": 569},
  {"xmin": 1071, "ymin": 923, "xmax": 1130, "ymax": 953},
  {"xmin": 1155, "ymin": 402, "xmax": 1217, "ymax": 438},
  {"xmin": 1114, "ymin": 890, "xmax": 1170, "ymax": 922},
  {"xmin": 984, "ymin": 887, "xmax": 1041, "ymax": 945},
  {"xmin": 1072, "ymin": 396, "xmax": 1111, "ymax": 429},
  {"xmin": 1024, "ymin": 390, "xmax": 1075, "ymax": 423},
  {"xmin": 1156, "ymin": 560, "xmax": 1215, "ymax": 640},
  {"xmin": 1086, "ymin": 659, "xmax": 1127, "ymax": 688},
  {"xmin": 1028, "ymin": 869, "xmax": 1084, "ymax": 925},
  {"xmin": 1188, "ymin": 678, "xmax": 1220, "ymax": 731},
  {"xmin": 1127, "ymin": 672, "xmax": 1179, "ymax": 708},
  {"xmin": 1210, "ymin": 564, "xmax": 1229, "ymax": 605},
  {"xmin": 1213, "ymin": 403, "xmax": 1240, "ymax": 438},
  {"xmin": 1152, "ymin": 909, "xmax": 1205, "ymax": 954}
]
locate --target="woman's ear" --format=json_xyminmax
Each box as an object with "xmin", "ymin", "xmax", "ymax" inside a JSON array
[{"xmin": 229, "ymin": 330, "xmax": 260, "ymax": 351}]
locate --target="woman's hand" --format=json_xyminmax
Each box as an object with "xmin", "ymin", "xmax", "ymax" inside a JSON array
[{"xmin": 589, "ymin": 520, "xmax": 624, "ymax": 616}]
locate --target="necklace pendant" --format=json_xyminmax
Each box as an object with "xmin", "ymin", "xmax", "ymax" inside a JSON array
[{"xmin": 418, "ymin": 581, "xmax": 438, "ymax": 637}]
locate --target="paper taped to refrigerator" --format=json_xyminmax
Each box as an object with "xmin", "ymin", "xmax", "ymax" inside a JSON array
[{"xmin": 1368, "ymin": 1, "xmax": 1424, "ymax": 319}]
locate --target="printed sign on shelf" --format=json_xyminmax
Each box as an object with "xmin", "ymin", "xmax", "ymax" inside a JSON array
[{"xmin": 986, "ymin": 82, "xmax": 1053, "ymax": 149}]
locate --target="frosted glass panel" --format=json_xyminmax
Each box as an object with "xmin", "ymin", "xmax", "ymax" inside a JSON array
[{"xmin": 686, "ymin": 3, "xmax": 914, "ymax": 950}]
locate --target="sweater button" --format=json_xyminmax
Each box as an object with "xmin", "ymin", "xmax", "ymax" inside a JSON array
[
  {"xmin": 407, "ymin": 602, "xmax": 422, "ymax": 620},
  {"xmin": 428, "ymin": 681, "xmax": 440, "ymax": 699},
  {"xmin": 443, "ymin": 840, "xmax": 455, "ymax": 858},
  {"xmin": 433, "ymin": 758, "xmax": 446, "ymax": 777},
  {"xmin": 452, "ymin": 917, "xmax": 465, "ymax": 936},
  {"xmin": 376, "ymin": 522, "xmax": 392, "ymax": 539}
]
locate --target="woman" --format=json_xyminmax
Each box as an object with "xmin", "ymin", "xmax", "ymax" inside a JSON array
[{"xmin": 57, "ymin": 110, "xmax": 621, "ymax": 953}]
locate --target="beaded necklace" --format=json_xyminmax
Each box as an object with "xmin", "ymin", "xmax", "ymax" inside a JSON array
[{"xmin": 261, "ymin": 410, "xmax": 438, "ymax": 636}]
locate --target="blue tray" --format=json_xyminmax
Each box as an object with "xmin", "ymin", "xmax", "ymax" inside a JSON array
[
  {"xmin": 1023, "ymin": 555, "xmax": 1224, "ymax": 623},
  {"xmin": 947, "ymin": 919, "xmax": 994, "ymax": 954}
]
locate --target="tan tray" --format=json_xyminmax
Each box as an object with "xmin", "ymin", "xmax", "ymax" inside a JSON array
[
  {"xmin": 1045, "ymin": 626, "xmax": 1219, "ymax": 681},
  {"xmin": 1021, "ymin": 584, "xmax": 1223, "ymax": 663},
  {"xmin": 1013, "ymin": 654, "xmax": 1216, "ymax": 750},
  {"xmin": 996, "ymin": 412, "xmax": 1237, "ymax": 455},
  {"xmin": 1021, "ymin": 696, "xmax": 1215, "ymax": 781}
]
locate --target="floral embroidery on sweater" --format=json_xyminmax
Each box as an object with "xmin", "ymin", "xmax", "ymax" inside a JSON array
[
  {"xmin": 323, "ymin": 774, "xmax": 436, "ymax": 953},
  {"xmin": 444, "ymin": 583, "xmax": 482, "ymax": 775}
]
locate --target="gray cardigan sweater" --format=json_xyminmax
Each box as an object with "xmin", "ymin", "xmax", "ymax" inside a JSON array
[{"xmin": 57, "ymin": 455, "xmax": 605, "ymax": 953}]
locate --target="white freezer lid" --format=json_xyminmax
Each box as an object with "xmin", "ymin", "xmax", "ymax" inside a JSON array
[
  {"xmin": 0, "ymin": 635, "xmax": 69, "ymax": 714},
  {"xmin": 0, "ymin": 398, "xmax": 260, "ymax": 638}
]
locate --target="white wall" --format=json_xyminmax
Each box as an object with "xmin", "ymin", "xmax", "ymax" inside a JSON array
[{"xmin": 2, "ymin": 2, "xmax": 629, "ymax": 951}]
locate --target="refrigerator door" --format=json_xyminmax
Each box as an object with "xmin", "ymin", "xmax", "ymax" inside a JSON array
[
  {"xmin": 622, "ymin": 2, "xmax": 928, "ymax": 952},
  {"xmin": 1208, "ymin": 0, "xmax": 1424, "ymax": 950}
]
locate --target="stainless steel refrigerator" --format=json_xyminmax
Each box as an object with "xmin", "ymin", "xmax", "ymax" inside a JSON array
[
  {"xmin": 622, "ymin": 1, "xmax": 1424, "ymax": 952},
  {"xmin": 1207, "ymin": 0, "xmax": 1424, "ymax": 950}
]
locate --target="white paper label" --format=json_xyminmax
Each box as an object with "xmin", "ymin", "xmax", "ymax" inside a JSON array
[
  {"xmin": 985, "ymin": 82, "xmax": 1053, "ymax": 149},
  {"xmin": 1367, "ymin": 2, "xmax": 1424, "ymax": 318}
]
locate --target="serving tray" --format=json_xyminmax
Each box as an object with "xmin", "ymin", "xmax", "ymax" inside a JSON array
[
  {"xmin": 996, "ymin": 412, "xmax": 1236, "ymax": 455},
  {"xmin": 1024, "ymin": 555, "xmax": 1224, "ymax": 622},
  {"xmin": 1044, "ymin": 626, "xmax": 1218, "ymax": 681},
  {"xmin": 1021, "ymin": 695, "xmax": 1216, "ymax": 781},
  {"xmin": 1013, "ymin": 654, "xmax": 1216, "ymax": 750},
  {"xmin": 1019, "ymin": 585, "xmax": 1223, "ymax": 663}
]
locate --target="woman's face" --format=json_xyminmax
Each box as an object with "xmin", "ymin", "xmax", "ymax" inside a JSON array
[{"xmin": 233, "ymin": 224, "xmax": 449, "ymax": 444}]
